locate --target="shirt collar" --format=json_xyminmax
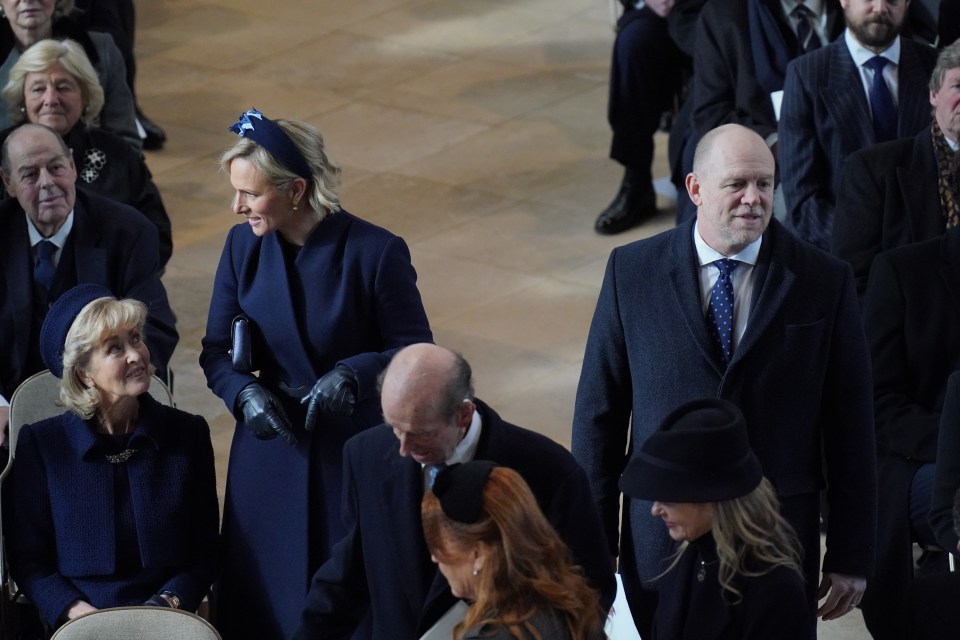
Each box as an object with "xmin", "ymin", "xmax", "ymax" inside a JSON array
[
  {"xmin": 446, "ymin": 407, "xmax": 482, "ymax": 466},
  {"xmin": 780, "ymin": 0, "xmax": 824, "ymax": 17},
  {"xmin": 845, "ymin": 29, "xmax": 901, "ymax": 67},
  {"xmin": 26, "ymin": 210, "xmax": 74, "ymax": 248},
  {"xmin": 693, "ymin": 222, "xmax": 763, "ymax": 267}
]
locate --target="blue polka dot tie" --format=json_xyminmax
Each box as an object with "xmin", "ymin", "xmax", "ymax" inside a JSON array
[{"xmin": 707, "ymin": 259, "xmax": 738, "ymax": 364}]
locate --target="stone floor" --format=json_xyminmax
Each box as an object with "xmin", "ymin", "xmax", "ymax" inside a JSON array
[{"xmin": 135, "ymin": 0, "xmax": 869, "ymax": 637}]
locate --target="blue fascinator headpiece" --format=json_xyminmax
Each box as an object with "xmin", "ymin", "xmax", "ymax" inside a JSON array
[{"xmin": 228, "ymin": 108, "xmax": 312, "ymax": 180}]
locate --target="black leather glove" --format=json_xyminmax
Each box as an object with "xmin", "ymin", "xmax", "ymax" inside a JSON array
[
  {"xmin": 238, "ymin": 383, "xmax": 297, "ymax": 445},
  {"xmin": 301, "ymin": 364, "xmax": 358, "ymax": 431}
]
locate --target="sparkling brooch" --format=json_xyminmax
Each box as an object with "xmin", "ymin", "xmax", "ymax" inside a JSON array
[{"xmin": 105, "ymin": 448, "xmax": 137, "ymax": 464}]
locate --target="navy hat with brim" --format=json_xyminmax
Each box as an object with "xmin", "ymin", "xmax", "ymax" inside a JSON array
[
  {"xmin": 40, "ymin": 283, "xmax": 114, "ymax": 378},
  {"xmin": 619, "ymin": 398, "xmax": 763, "ymax": 503}
]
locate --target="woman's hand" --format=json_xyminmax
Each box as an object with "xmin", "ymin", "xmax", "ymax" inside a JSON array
[
  {"xmin": 301, "ymin": 365, "xmax": 358, "ymax": 431},
  {"xmin": 66, "ymin": 600, "xmax": 97, "ymax": 620},
  {"xmin": 238, "ymin": 383, "xmax": 297, "ymax": 445}
]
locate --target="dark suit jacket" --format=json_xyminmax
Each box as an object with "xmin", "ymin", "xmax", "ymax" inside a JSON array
[
  {"xmin": 200, "ymin": 210, "xmax": 432, "ymax": 640},
  {"xmin": 293, "ymin": 400, "xmax": 616, "ymax": 640},
  {"xmin": 780, "ymin": 37, "xmax": 937, "ymax": 249},
  {"xmin": 864, "ymin": 230, "xmax": 960, "ymax": 464},
  {"xmin": 7, "ymin": 396, "xmax": 219, "ymax": 626},
  {"xmin": 692, "ymin": 0, "xmax": 843, "ymax": 141},
  {"xmin": 832, "ymin": 128, "xmax": 944, "ymax": 298},
  {"xmin": 0, "ymin": 188, "xmax": 177, "ymax": 399},
  {"xmin": 572, "ymin": 218, "xmax": 876, "ymax": 592},
  {"xmin": 860, "ymin": 230, "xmax": 960, "ymax": 637},
  {"xmin": 931, "ymin": 371, "xmax": 960, "ymax": 554}
]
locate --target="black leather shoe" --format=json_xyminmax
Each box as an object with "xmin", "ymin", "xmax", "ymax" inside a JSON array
[
  {"xmin": 594, "ymin": 183, "xmax": 657, "ymax": 235},
  {"xmin": 137, "ymin": 110, "xmax": 167, "ymax": 151}
]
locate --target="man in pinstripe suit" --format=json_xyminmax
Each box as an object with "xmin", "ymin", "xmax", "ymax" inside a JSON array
[{"xmin": 779, "ymin": 0, "xmax": 937, "ymax": 250}]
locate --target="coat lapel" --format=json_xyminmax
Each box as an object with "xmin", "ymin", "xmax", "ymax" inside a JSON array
[
  {"xmin": 899, "ymin": 129, "xmax": 943, "ymax": 239},
  {"xmin": 897, "ymin": 42, "xmax": 933, "ymax": 137},
  {"xmin": 669, "ymin": 221, "xmax": 726, "ymax": 374},
  {"xmin": 823, "ymin": 43, "xmax": 874, "ymax": 150},
  {"xmin": 1, "ymin": 211, "xmax": 33, "ymax": 385},
  {"xmin": 70, "ymin": 196, "xmax": 108, "ymax": 285},
  {"xmin": 248, "ymin": 233, "xmax": 318, "ymax": 386},
  {"xmin": 379, "ymin": 449, "xmax": 435, "ymax": 616},
  {"xmin": 938, "ymin": 231, "xmax": 960, "ymax": 318},
  {"xmin": 732, "ymin": 221, "xmax": 797, "ymax": 364}
]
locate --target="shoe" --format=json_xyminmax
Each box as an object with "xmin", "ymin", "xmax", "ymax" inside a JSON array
[
  {"xmin": 137, "ymin": 109, "xmax": 167, "ymax": 151},
  {"xmin": 594, "ymin": 181, "xmax": 657, "ymax": 235}
]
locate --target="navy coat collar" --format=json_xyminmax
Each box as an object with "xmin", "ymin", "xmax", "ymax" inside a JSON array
[
  {"xmin": 63, "ymin": 394, "xmax": 167, "ymax": 460},
  {"xmin": 244, "ymin": 210, "xmax": 356, "ymax": 386}
]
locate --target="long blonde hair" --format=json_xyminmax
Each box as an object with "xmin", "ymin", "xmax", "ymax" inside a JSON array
[
  {"xmin": 422, "ymin": 467, "xmax": 604, "ymax": 640},
  {"xmin": 663, "ymin": 479, "xmax": 804, "ymax": 603}
]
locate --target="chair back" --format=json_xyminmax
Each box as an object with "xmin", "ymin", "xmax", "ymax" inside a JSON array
[
  {"xmin": 50, "ymin": 606, "xmax": 221, "ymax": 640},
  {"xmin": 5, "ymin": 370, "xmax": 173, "ymax": 467}
]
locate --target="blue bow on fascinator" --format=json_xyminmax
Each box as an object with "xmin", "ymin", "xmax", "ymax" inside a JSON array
[{"xmin": 228, "ymin": 108, "xmax": 312, "ymax": 180}]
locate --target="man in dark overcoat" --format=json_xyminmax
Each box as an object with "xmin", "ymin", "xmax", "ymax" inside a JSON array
[
  {"xmin": 293, "ymin": 344, "xmax": 616, "ymax": 640},
  {"xmin": 572, "ymin": 123, "xmax": 876, "ymax": 637}
]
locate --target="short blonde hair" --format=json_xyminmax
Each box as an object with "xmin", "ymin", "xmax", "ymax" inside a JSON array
[
  {"xmin": 2, "ymin": 39, "xmax": 104, "ymax": 128},
  {"xmin": 220, "ymin": 118, "xmax": 341, "ymax": 217},
  {"xmin": 60, "ymin": 297, "xmax": 153, "ymax": 419}
]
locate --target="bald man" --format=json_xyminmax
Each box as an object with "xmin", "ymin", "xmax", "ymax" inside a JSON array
[
  {"xmin": 294, "ymin": 344, "xmax": 615, "ymax": 640},
  {"xmin": 573, "ymin": 124, "xmax": 876, "ymax": 637}
]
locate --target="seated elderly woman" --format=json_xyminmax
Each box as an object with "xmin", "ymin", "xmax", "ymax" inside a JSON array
[
  {"xmin": 6, "ymin": 283, "xmax": 219, "ymax": 629},
  {"xmin": 422, "ymin": 461, "xmax": 606, "ymax": 640},
  {"xmin": 0, "ymin": 0, "xmax": 138, "ymax": 148},
  {"xmin": 0, "ymin": 38, "xmax": 172, "ymax": 268},
  {"xmin": 619, "ymin": 398, "xmax": 810, "ymax": 639}
]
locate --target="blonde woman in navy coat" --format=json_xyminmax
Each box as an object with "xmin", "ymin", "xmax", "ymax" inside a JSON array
[{"xmin": 200, "ymin": 109, "xmax": 432, "ymax": 639}]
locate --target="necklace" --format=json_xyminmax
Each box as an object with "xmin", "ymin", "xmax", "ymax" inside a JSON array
[
  {"xmin": 697, "ymin": 558, "xmax": 718, "ymax": 582},
  {"xmin": 105, "ymin": 448, "xmax": 137, "ymax": 464}
]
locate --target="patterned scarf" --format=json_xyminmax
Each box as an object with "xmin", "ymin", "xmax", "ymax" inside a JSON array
[{"xmin": 932, "ymin": 119, "xmax": 960, "ymax": 229}]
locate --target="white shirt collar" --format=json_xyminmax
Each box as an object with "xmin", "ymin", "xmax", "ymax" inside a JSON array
[
  {"xmin": 845, "ymin": 29, "xmax": 901, "ymax": 67},
  {"xmin": 781, "ymin": 0, "xmax": 824, "ymax": 18},
  {"xmin": 419, "ymin": 406, "xmax": 483, "ymax": 471},
  {"xmin": 693, "ymin": 223, "xmax": 763, "ymax": 267},
  {"xmin": 446, "ymin": 407, "xmax": 482, "ymax": 466},
  {"xmin": 26, "ymin": 210, "xmax": 74, "ymax": 248}
]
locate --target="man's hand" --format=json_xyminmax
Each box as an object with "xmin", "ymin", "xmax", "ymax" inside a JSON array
[
  {"xmin": 647, "ymin": 0, "xmax": 675, "ymax": 18},
  {"xmin": 816, "ymin": 572, "xmax": 866, "ymax": 620}
]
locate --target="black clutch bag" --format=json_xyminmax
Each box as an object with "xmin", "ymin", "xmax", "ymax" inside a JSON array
[{"xmin": 231, "ymin": 314, "xmax": 253, "ymax": 372}]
